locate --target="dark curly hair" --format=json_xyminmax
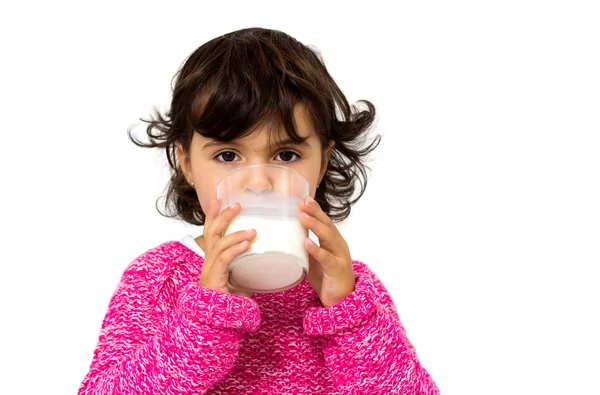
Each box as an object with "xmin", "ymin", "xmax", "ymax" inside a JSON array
[{"xmin": 129, "ymin": 27, "xmax": 381, "ymax": 226}]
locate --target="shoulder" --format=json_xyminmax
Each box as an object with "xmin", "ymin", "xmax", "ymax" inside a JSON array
[
  {"xmin": 119, "ymin": 240, "xmax": 203, "ymax": 290},
  {"xmin": 131, "ymin": 240, "xmax": 197, "ymax": 265}
]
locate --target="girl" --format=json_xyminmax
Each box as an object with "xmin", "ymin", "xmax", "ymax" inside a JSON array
[{"xmin": 79, "ymin": 27, "xmax": 439, "ymax": 394}]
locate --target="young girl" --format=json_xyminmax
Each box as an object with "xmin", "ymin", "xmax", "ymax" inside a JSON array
[{"xmin": 79, "ymin": 27, "xmax": 439, "ymax": 394}]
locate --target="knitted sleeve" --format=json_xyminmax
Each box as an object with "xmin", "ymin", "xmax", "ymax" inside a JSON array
[
  {"xmin": 302, "ymin": 260, "xmax": 439, "ymax": 395},
  {"xmin": 78, "ymin": 252, "xmax": 261, "ymax": 395}
]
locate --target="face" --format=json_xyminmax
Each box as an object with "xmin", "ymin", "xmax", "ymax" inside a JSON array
[{"xmin": 176, "ymin": 104, "xmax": 334, "ymax": 216}]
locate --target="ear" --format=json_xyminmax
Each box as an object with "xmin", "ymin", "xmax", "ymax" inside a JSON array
[
  {"xmin": 175, "ymin": 141, "xmax": 193, "ymax": 184},
  {"xmin": 318, "ymin": 140, "xmax": 335, "ymax": 184}
]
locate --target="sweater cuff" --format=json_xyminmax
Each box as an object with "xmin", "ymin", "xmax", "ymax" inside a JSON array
[
  {"xmin": 177, "ymin": 282, "xmax": 261, "ymax": 332},
  {"xmin": 303, "ymin": 272, "xmax": 378, "ymax": 336}
]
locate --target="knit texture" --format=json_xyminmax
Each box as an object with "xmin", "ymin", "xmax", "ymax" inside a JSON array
[{"xmin": 78, "ymin": 241, "xmax": 439, "ymax": 394}]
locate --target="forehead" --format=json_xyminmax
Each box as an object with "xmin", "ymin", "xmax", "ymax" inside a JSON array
[
  {"xmin": 198, "ymin": 103, "xmax": 319, "ymax": 150},
  {"xmin": 249, "ymin": 107, "xmax": 314, "ymax": 144}
]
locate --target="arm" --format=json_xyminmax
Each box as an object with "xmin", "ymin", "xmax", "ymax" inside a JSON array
[
  {"xmin": 303, "ymin": 261, "xmax": 439, "ymax": 395},
  {"xmin": 78, "ymin": 253, "xmax": 261, "ymax": 395}
]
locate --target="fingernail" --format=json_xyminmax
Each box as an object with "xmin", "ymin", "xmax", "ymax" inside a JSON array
[
  {"xmin": 304, "ymin": 198, "xmax": 311, "ymax": 207},
  {"xmin": 246, "ymin": 229, "xmax": 255, "ymax": 234}
]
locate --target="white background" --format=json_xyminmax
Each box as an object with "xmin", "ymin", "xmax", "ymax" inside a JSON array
[{"xmin": 0, "ymin": 1, "xmax": 598, "ymax": 394}]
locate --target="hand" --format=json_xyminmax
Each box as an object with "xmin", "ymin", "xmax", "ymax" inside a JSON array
[
  {"xmin": 298, "ymin": 196, "xmax": 356, "ymax": 307},
  {"xmin": 200, "ymin": 199, "xmax": 257, "ymax": 298}
]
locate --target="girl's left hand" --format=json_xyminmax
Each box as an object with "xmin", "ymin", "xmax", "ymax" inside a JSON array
[{"xmin": 298, "ymin": 196, "xmax": 356, "ymax": 308}]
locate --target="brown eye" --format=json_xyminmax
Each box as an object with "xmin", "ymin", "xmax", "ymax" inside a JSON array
[
  {"xmin": 276, "ymin": 151, "xmax": 299, "ymax": 162},
  {"xmin": 215, "ymin": 151, "xmax": 239, "ymax": 163}
]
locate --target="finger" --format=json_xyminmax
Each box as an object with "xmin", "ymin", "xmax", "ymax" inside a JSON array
[
  {"xmin": 228, "ymin": 284, "xmax": 254, "ymax": 298},
  {"xmin": 199, "ymin": 239, "xmax": 251, "ymax": 291},
  {"xmin": 212, "ymin": 228, "xmax": 256, "ymax": 257},
  {"xmin": 299, "ymin": 197, "xmax": 335, "ymax": 231},
  {"xmin": 206, "ymin": 202, "xmax": 241, "ymax": 240},
  {"xmin": 304, "ymin": 238, "xmax": 337, "ymax": 269},
  {"xmin": 203, "ymin": 228, "xmax": 256, "ymax": 271},
  {"xmin": 212, "ymin": 239, "xmax": 251, "ymax": 276},
  {"xmin": 299, "ymin": 210, "xmax": 335, "ymax": 245}
]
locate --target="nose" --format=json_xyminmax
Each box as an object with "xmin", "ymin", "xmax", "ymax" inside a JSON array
[{"xmin": 243, "ymin": 167, "xmax": 273, "ymax": 195}]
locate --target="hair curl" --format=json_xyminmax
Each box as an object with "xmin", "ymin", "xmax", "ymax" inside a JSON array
[{"xmin": 129, "ymin": 27, "xmax": 381, "ymax": 226}]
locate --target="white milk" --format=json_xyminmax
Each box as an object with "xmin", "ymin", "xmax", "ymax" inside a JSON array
[{"xmin": 224, "ymin": 213, "xmax": 309, "ymax": 292}]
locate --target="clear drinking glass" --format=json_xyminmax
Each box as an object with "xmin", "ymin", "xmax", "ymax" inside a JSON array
[{"xmin": 216, "ymin": 164, "xmax": 310, "ymax": 293}]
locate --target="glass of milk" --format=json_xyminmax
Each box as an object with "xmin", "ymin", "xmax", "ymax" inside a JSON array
[{"xmin": 216, "ymin": 164, "xmax": 310, "ymax": 293}]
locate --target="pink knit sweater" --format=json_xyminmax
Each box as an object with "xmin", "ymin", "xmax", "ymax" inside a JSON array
[{"xmin": 78, "ymin": 241, "xmax": 439, "ymax": 394}]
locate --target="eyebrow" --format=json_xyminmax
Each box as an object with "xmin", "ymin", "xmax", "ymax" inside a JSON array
[{"xmin": 202, "ymin": 138, "xmax": 312, "ymax": 150}]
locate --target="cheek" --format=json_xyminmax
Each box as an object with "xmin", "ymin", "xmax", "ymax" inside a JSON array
[
  {"xmin": 196, "ymin": 191, "xmax": 213, "ymax": 214},
  {"xmin": 192, "ymin": 176, "xmax": 222, "ymax": 214},
  {"xmin": 297, "ymin": 170, "xmax": 321, "ymax": 197}
]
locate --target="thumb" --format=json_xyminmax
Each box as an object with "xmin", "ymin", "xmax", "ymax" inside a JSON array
[{"xmin": 228, "ymin": 283, "xmax": 254, "ymax": 299}]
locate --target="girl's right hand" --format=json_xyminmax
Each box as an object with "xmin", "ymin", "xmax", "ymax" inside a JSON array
[{"xmin": 199, "ymin": 198, "xmax": 256, "ymax": 298}]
